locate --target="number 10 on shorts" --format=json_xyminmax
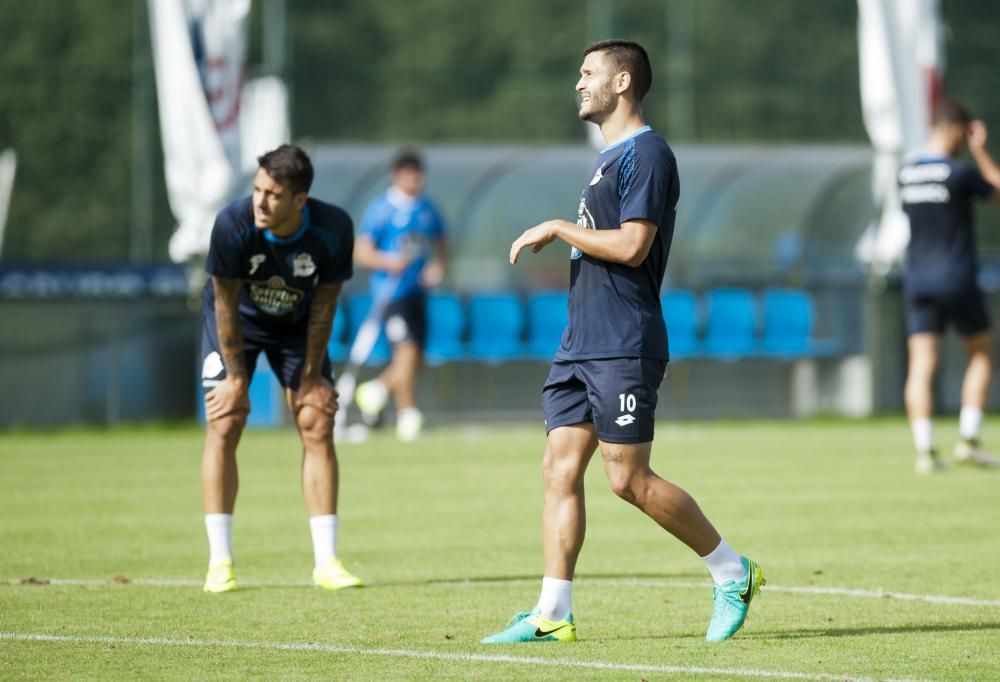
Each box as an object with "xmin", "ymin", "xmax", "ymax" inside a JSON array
[{"xmin": 619, "ymin": 393, "xmax": 636, "ymax": 412}]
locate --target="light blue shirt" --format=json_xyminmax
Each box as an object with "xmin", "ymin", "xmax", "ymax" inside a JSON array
[{"xmin": 360, "ymin": 187, "xmax": 446, "ymax": 301}]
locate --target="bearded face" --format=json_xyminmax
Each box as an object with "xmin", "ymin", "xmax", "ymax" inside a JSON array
[{"xmin": 576, "ymin": 50, "xmax": 619, "ymax": 124}]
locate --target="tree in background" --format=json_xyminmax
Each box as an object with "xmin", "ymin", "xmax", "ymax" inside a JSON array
[{"xmin": 2, "ymin": 0, "xmax": 996, "ymax": 262}]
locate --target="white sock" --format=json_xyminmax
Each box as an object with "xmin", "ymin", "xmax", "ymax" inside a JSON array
[
  {"xmin": 702, "ymin": 539, "xmax": 745, "ymax": 585},
  {"xmin": 911, "ymin": 417, "xmax": 934, "ymax": 453},
  {"xmin": 959, "ymin": 406, "xmax": 983, "ymax": 441},
  {"xmin": 398, "ymin": 406, "xmax": 422, "ymax": 421},
  {"xmin": 205, "ymin": 514, "xmax": 233, "ymax": 566},
  {"xmin": 535, "ymin": 577, "xmax": 573, "ymax": 621},
  {"xmin": 309, "ymin": 514, "xmax": 338, "ymax": 569}
]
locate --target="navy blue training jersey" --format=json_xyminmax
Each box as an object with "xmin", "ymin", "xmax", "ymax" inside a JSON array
[
  {"xmin": 203, "ymin": 196, "xmax": 354, "ymax": 336},
  {"xmin": 556, "ymin": 126, "xmax": 678, "ymax": 361},
  {"xmin": 900, "ymin": 156, "xmax": 995, "ymax": 296}
]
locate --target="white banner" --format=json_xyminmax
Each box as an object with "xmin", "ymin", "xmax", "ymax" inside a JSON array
[
  {"xmin": 240, "ymin": 75, "xmax": 290, "ymax": 175},
  {"xmin": 148, "ymin": 0, "xmax": 251, "ymax": 263},
  {"xmin": 0, "ymin": 148, "xmax": 16, "ymax": 258},
  {"xmin": 855, "ymin": 0, "xmax": 943, "ymax": 273}
]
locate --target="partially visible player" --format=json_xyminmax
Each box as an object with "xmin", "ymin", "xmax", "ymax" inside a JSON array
[
  {"xmin": 482, "ymin": 40, "xmax": 763, "ymax": 644},
  {"xmin": 352, "ymin": 150, "xmax": 448, "ymax": 441},
  {"xmin": 199, "ymin": 144, "xmax": 363, "ymax": 592},
  {"xmin": 900, "ymin": 98, "xmax": 1000, "ymax": 474}
]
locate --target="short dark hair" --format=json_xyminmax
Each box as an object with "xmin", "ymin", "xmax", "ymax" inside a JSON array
[
  {"xmin": 584, "ymin": 39, "xmax": 652, "ymax": 101},
  {"xmin": 257, "ymin": 144, "xmax": 313, "ymax": 195},
  {"xmin": 932, "ymin": 98, "xmax": 972, "ymax": 128},
  {"xmin": 392, "ymin": 148, "xmax": 424, "ymax": 172}
]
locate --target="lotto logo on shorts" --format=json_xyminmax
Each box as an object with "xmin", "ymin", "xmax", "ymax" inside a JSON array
[{"xmin": 615, "ymin": 392, "xmax": 637, "ymax": 427}]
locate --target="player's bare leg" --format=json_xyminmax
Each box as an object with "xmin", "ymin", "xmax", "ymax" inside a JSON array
[
  {"xmin": 201, "ymin": 413, "xmax": 245, "ymax": 514},
  {"xmin": 292, "ymin": 401, "xmax": 338, "ymax": 516},
  {"xmin": 905, "ymin": 333, "xmax": 943, "ymax": 472},
  {"xmin": 201, "ymin": 412, "xmax": 245, "ymax": 592},
  {"xmin": 597, "ymin": 440, "xmax": 719, "ymax": 555},
  {"xmin": 481, "ymin": 424, "xmax": 596, "ymax": 643},
  {"xmin": 542, "ymin": 423, "xmax": 599, "ymax": 580},
  {"xmin": 598, "ymin": 439, "xmax": 763, "ymax": 640},
  {"xmin": 960, "ymin": 332, "xmax": 991, "ymax": 410},
  {"xmin": 378, "ymin": 340, "xmax": 424, "ymax": 440},
  {"xmin": 382, "ymin": 340, "xmax": 422, "ymax": 410},
  {"xmin": 905, "ymin": 333, "xmax": 940, "ymax": 421},
  {"xmin": 291, "ymin": 394, "xmax": 362, "ymax": 589},
  {"xmin": 955, "ymin": 332, "xmax": 999, "ymax": 467}
]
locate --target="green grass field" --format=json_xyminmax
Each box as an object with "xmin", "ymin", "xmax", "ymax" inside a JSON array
[{"xmin": 2, "ymin": 418, "xmax": 999, "ymax": 680}]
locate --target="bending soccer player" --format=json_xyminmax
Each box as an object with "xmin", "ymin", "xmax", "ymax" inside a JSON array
[
  {"xmin": 199, "ymin": 144, "xmax": 363, "ymax": 592},
  {"xmin": 482, "ymin": 40, "xmax": 763, "ymax": 644},
  {"xmin": 900, "ymin": 99, "xmax": 1000, "ymax": 474},
  {"xmin": 352, "ymin": 150, "xmax": 448, "ymax": 441}
]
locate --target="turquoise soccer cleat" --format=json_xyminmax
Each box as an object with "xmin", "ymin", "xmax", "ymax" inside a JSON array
[
  {"xmin": 481, "ymin": 610, "xmax": 577, "ymax": 643},
  {"xmin": 706, "ymin": 556, "xmax": 765, "ymax": 641}
]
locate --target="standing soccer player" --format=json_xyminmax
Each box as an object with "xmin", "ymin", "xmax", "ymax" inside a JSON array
[
  {"xmin": 482, "ymin": 40, "xmax": 763, "ymax": 644},
  {"xmin": 900, "ymin": 99, "xmax": 1000, "ymax": 474},
  {"xmin": 352, "ymin": 150, "xmax": 448, "ymax": 441},
  {"xmin": 200, "ymin": 144, "xmax": 363, "ymax": 592}
]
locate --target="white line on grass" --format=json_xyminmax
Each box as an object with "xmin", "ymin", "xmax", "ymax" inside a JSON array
[
  {"xmin": 6, "ymin": 576, "xmax": 1000, "ymax": 609},
  {"xmin": 0, "ymin": 632, "xmax": 926, "ymax": 682}
]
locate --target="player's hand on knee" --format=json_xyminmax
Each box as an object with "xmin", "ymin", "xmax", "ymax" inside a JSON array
[
  {"xmin": 205, "ymin": 377, "xmax": 250, "ymax": 421},
  {"xmin": 293, "ymin": 376, "xmax": 339, "ymax": 416}
]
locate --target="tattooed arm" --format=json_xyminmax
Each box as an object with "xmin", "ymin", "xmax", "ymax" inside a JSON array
[
  {"xmin": 292, "ymin": 281, "xmax": 343, "ymax": 416},
  {"xmin": 204, "ymin": 276, "xmax": 250, "ymax": 420}
]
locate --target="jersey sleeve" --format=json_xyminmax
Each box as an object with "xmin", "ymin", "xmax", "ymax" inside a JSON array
[
  {"xmin": 618, "ymin": 143, "xmax": 672, "ymax": 226},
  {"xmin": 204, "ymin": 208, "xmax": 244, "ymax": 278},
  {"xmin": 956, "ymin": 163, "xmax": 996, "ymax": 199},
  {"xmin": 319, "ymin": 215, "xmax": 355, "ymax": 284}
]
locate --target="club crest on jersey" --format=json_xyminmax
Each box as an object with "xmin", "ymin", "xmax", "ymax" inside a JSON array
[
  {"xmin": 572, "ymin": 197, "xmax": 596, "ymax": 260},
  {"xmin": 248, "ymin": 254, "xmax": 266, "ymax": 275},
  {"xmin": 293, "ymin": 253, "xmax": 317, "ymax": 277}
]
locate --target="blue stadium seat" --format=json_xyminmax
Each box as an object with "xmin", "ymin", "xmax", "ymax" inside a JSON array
[
  {"xmin": 347, "ymin": 293, "xmax": 392, "ymax": 366},
  {"xmin": 761, "ymin": 288, "xmax": 838, "ymax": 357},
  {"xmin": 703, "ymin": 288, "xmax": 758, "ymax": 358},
  {"xmin": 526, "ymin": 291, "xmax": 568, "ymax": 360},
  {"xmin": 425, "ymin": 291, "xmax": 466, "ymax": 365},
  {"xmin": 326, "ymin": 302, "xmax": 350, "ymax": 362},
  {"xmin": 661, "ymin": 289, "xmax": 700, "ymax": 359},
  {"xmin": 467, "ymin": 292, "xmax": 524, "ymax": 363}
]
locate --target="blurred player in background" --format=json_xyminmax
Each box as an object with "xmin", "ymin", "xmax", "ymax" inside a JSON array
[
  {"xmin": 482, "ymin": 40, "xmax": 763, "ymax": 644},
  {"xmin": 900, "ymin": 99, "xmax": 1000, "ymax": 474},
  {"xmin": 352, "ymin": 150, "xmax": 448, "ymax": 441},
  {"xmin": 199, "ymin": 144, "xmax": 363, "ymax": 592}
]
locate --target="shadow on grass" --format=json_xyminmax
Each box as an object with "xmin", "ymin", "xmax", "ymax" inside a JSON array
[
  {"xmin": 369, "ymin": 571, "xmax": 706, "ymax": 589},
  {"xmin": 756, "ymin": 620, "xmax": 1000, "ymax": 639},
  {"xmin": 599, "ymin": 620, "xmax": 1000, "ymax": 643}
]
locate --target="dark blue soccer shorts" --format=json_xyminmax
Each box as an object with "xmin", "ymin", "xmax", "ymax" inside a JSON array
[
  {"xmin": 542, "ymin": 357, "xmax": 667, "ymax": 444},
  {"xmin": 383, "ymin": 292, "xmax": 427, "ymax": 349},
  {"xmin": 905, "ymin": 287, "xmax": 990, "ymax": 337},
  {"xmin": 200, "ymin": 309, "xmax": 333, "ymax": 393}
]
